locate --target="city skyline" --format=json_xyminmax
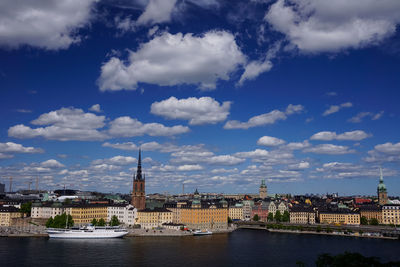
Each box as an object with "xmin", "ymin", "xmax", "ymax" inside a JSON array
[{"xmin": 1, "ymin": 0, "xmax": 400, "ymax": 195}]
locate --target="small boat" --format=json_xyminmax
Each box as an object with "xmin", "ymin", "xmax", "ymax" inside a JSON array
[
  {"xmin": 46, "ymin": 226, "xmax": 128, "ymax": 239},
  {"xmin": 193, "ymin": 229, "xmax": 212, "ymax": 236}
]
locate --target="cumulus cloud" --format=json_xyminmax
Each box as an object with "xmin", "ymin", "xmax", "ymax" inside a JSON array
[
  {"xmin": 310, "ymin": 130, "xmax": 370, "ymax": 141},
  {"xmin": 0, "ymin": 0, "xmax": 96, "ymax": 50},
  {"xmin": 288, "ymin": 161, "xmax": 310, "ymax": 170},
  {"xmin": 150, "ymin": 96, "xmax": 231, "ymax": 125},
  {"xmin": 257, "ymin": 136, "xmax": 286, "ymax": 146},
  {"xmin": 265, "ymin": 0, "xmax": 400, "ymax": 53},
  {"xmin": 224, "ymin": 104, "xmax": 303, "ymax": 129},
  {"xmin": 108, "ymin": 116, "xmax": 189, "ymax": 137},
  {"xmin": 136, "ymin": 0, "xmax": 177, "ymax": 26},
  {"xmin": 177, "ymin": 164, "xmax": 203, "ymax": 171},
  {"xmin": 286, "ymin": 140, "xmax": 311, "ymax": 150},
  {"xmin": 364, "ymin": 142, "xmax": 400, "ymax": 163},
  {"xmin": 316, "ymin": 162, "xmax": 396, "ymax": 179},
  {"xmin": 98, "ymin": 31, "xmax": 246, "ymax": 91},
  {"xmin": 8, "ymin": 107, "xmax": 108, "ymax": 141},
  {"xmin": 303, "ymin": 144, "xmax": 356, "ymax": 155},
  {"xmin": 0, "ymin": 142, "xmax": 44, "ymax": 155},
  {"xmin": 41, "ymin": 159, "xmax": 65, "ymax": 168},
  {"xmin": 89, "ymin": 104, "xmax": 102, "ymax": 113},
  {"xmin": 238, "ymin": 59, "xmax": 272, "ymax": 85},
  {"xmin": 348, "ymin": 111, "xmax": 384, "ymax": 123},
  {"xmin": 92, "ymin": 156, "xmax": 137, "ymax": 166},
  {"xmin": 322, "ymin": 102, "xmax": 352, "ymax": 116}
]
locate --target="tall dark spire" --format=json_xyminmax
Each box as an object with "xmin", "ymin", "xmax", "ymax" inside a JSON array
[{"xmin": 136, "ymin": 149, "xmax": 143, "ymax": 180}]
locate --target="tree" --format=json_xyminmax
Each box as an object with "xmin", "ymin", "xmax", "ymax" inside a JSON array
[
  {"xmin": 369, "ymin": 218, "xmax": 379, "ymax": 226},
  {"xmin": 110, "ymin": 215, "xmax": 120, "ymax": 226},
  {"xmin": 20, "ymin": 202, "xmax": 32, "ymax": 216},
  {"xmin": 227, "ymin": 217, "xmax": 233, "ymax": 224},
  {"xmin": 267, "ymin": 212, "xmax": 274, "ymax": 222},
  {"xmin": 46, "ymin": 213, "xmax": 73, "ymax": 228},
  {"xmin": 275, "ymin": 211, "xmax": 282, "ymax": 222},
  {"xmin": 46, "ymin": 217, "xmax": 54, "ymax": 228},
  {"xmin": 360, "ymin": 216, "xmax": 368, "ymax": 225},
  {"xmin": 282, "ymin": 211, "xmax": 290, "ymax": 222},
  {"xmin": 91, "ymin": 218, "xmax": 98, "ymax": 226},
  {"xmin": 253, "ymin": 214, "xmax": 259, "ymax": 221},
  {"xmin": 98, "ymin": 218, "xmax": 106, "ymax": 226}
]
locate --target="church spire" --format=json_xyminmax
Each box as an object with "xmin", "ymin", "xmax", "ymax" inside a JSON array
[{"xmin": 136, "ymin": 149, "xmax": 143, "ymax": 180}]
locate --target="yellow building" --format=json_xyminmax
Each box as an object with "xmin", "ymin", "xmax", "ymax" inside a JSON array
[
  {"xmin": 382, "ymin": 204, "xmax": 400, "ymax": 225},
  {"xmin": 289, "ymin": 206, "xmax": 316, "ymax": 224},
  {"xmin": 136, "ymin": 208, "xmax": 173, "ymax": 229},
  {"xmin": 0, "ymin": 206, "xmax": 23, "ymax": 226},
  {"xmin": 68, "ymin": 204, "xmax": 108, "ymax": 225},
  {"xmin": 319, "ymin": 211, "xmax": 360, "ymax": 225},
  {"xmin": 229, "ymin": 206, "xmax": 244, "ymax": 221},
  {"xmin": 359, "ymin": 205, "xmax": 382, "ymax": 224}
]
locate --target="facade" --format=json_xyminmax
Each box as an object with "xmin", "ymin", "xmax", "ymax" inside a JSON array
[
  {"xmin": 107, "ymin": 204, "xmax": 137, "ymax": 226},
  {"xmin": 319, "ymin": 211, "xmax": 360, "ymax": 225},
  {"xmin": 268, "ymin": 201, "xmax": 277, "ymax": 215},
  {"xmin": 382, "ymin": 204, "xmax": 400, "ymax": 225},
  {"xmin": 289, "ymin": 206, "xmax": 315, "ymax": 224},
  {"xmin": 164, "ymin": 201, "xmax": 189, "ymax": 224},
  {"xmin": 277, "ymin": 201, "xmax": 288, "ymax": 214},
  {"xmin": 132, "ymin": 150, "xmax": 146, "ymax": 210},
  {"xmin": 31, "ymin": 202, "xmax": 65, "ymax": 219},
  {"xmin": 0, "ymin": 206, "xmax": 23, "ymax": 226},
  {"xmin": 229, "ymin": 204, "xmax": 244, "ymax": 221},
  {"xmin": 251, "ymin": 201, "xmax": 269, "ymax": 222},
  {"xmin": 136, "ymin": 208, "xmax": 173, "ymax": 229},
  {"xmin": 359, "ymin": 205, "xmax": 382, "ymax": 224},
  {"xmin": 259, "ymin": 179, "xmax": 267, "ymax": 199},
  {"xmin": 242, "ymin": 200, "xmax": 254, "ymax": 221},
  {"xmin": 69, "ymin": 204, "xmax": 108, "ymax": 225},
  {"xmin": 377, "ymin": 168, "xmax": 388, "ymax": 206}
]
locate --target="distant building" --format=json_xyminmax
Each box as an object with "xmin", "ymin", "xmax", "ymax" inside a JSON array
[
  {"xmin": 382, "ymin": 204, "xmax": 400, "ymax": 225},
  {"xmin": 0, "ymin": 206, "xmax": 23, "ymax": 226},
  {"xmin": 136, "ymin": 207, "xmax": 173, "ymax": 229},
  {"xmin": 0, "ymin": 183, "xmax": 5, "ymax": 195},
  {"xmin": 229, "ymin": 203, "xmax": 244, "ymax": 221},
  {"xmin": 107, "ymin": 204, "xmax": 137, "ymax": 226},
  {"xmin": 31, "ymin": 202, "xmax": 65, "ymax": 219},
  {"xmin": 377, "ymin": 168, "xmax": 388, "ymax": 206},
  {"xmin": 289, "ymin": 206, "xmax": 315, "ymax": 224},
  {"xmin": 68, "ymin": 204, "xmax": 108, "ymax": 225},
  {"xmin": 132, "ymin": 149, "xmax": 146, "ymax": 210},
  {"xmin": 251, "ymin": 201, "xmax": 269, "ymax": 222},
  {"xmin": 319, "ymin": 211, "xmax": 360, "ymax": 225},
  {"xmin": 359, "ymin": 205, "xmax": 382, "ymax": 224},
  {"xmin": 259, "ymin": 179, "xmax": 267, "ymax": 199},
  {"xmin": 242, "ymin": 199, "xmax": 254, "ymax": 221}
]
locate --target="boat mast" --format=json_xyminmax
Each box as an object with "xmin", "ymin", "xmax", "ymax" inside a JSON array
[{"xmin": 65, "ymin": 211, "xmax": 68, "ymax": 229}]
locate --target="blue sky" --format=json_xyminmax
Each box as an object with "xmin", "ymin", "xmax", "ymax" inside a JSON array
[{"xmin": 1, "ymin": 0, "xmax": 400, "ymax": 196}]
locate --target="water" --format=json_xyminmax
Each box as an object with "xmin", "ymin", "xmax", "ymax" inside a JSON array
[{"xmin": 1, "ymin": 229, "xmax": 399, "ymax": 266}]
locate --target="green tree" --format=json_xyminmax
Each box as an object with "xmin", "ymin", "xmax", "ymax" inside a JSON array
[
  {"xmin": 98, "ymin": 218, "xmax": 106, "ymax": 226},
  {"xmin": 275, "ymin": 210, "xmax": 282, "ymax": 222},
  {"xmin": 360, "ymin": 216, "xmax": 368, "ymax": 225},
  {"xmin": 46, "ymin": 217, "xmax": 54, "ymax": 228},
  {"xmin": 110, "ymin": 215, "xmax": 120, "ymax": 226},
  {"xmin": 369, "ymin": 218, "xmax": 379, "ymax": 225},
  {"xmin": 20, "ymin": 202, "xmax": 32, "ymax": 216},
  {"xmin": 91, "ymin": 218, "xmax": 98, "ymax": 226},
  {"xmin": 267, "ymin": 212, "xmax": 274, "ymax": 222},
  {"xmin": 253, "ymin": 214, "xmax": 259, "ymax": 221},
  {"xmin": 227, "ymin": 217, "xmax": 233, "ymax": 224},
  {"xmin": 46, "ymin": 213, "xmax": 73, "ymax": 228},
  {"xmin": 282, "ymin": 211, "xmax": 290, "ymax": 222}
]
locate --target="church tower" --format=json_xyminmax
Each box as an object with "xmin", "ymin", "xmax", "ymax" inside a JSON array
[
  {"xmin": 131, "ymin": 149, "xmax": 146, "ymax": 210},
  {"xmin": 377, "ymin": 168, "xmax": 388, "ymax": 206},
  {"xmin": 259, "ymin": 179, "xmax": 267, "ymax": 199}
]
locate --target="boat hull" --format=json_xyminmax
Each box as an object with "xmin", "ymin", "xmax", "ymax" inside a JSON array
[{"xmin": 47, "ymin": 229, "xmax": 128, "ymax": 239}]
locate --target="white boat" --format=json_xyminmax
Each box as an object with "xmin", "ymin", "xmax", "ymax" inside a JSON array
[
  {"xmin": 193, "ymin": 229, "xmax": 212, "ymax": 236},
  {"xmin": 47, "ymin": 226, "xmax": 129, "ymax": 239}
]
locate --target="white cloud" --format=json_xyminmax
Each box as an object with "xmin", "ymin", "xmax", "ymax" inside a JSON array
[
  {"xmin": 265, "ymin": 0, "xmax": 400, "ymax": 53},
  {"xmin": 375, "ymin": 142, "xmax": 400, "ymax": 154},
  {"xmin": 136, "ymin": 0, "xmax": 177, "ymax": 26},
  {"xmin": 92, "ymin": 156, "xmax": 137, "ymax": 166},
  {"xmin": 108, "ymin": 116, "xmax": 189, "ymax": 137},
  {"xmin": 364, "ymin": 142, "xmax": 400, "ymax": 163},
  {"xmin": 310, "ymin": 130, "xmax": 370, "ymax": 141},
  {"xmin": 348, "ymin": 111, "xmax": 384, "ymax": 123},
  {"xmin": 0, "ymin": 0, "xmax": 96, "ymax": 50},
  {"xmin": 89, "ymin": 104, "xmax": 102, "ymax": 113},
  {"xmin": 288, "ymin": 161, "xmax": 310, "ymax": 170},
  {"xmin": 103, "ymin": 142, "xmax": 138, "ymax": 151},
  {"xmin": 41, "ymin": 159, "xmax": 65, "ymax": 168},
  {"xmin": 235, "ymin": 149, "xmax": 270, "ymax": 158},
  {"xmin": 8, "ymin": 107, "xmax": 108, "ymax": 141},
  {"xmin": 286, "ymin": 140, "xmax": 311, "ymax": 150},
  {"xmin": 224, "ymin": 104, "xmax": 303, "ymax": 129},
  {"xmin": 150, "ymin": 96, "xmax": 231, "ymax": 125},
  {"xmin": 322, "ymin": 102, "xmax": 352, "ymax": 116},
  {"xmin": 0, "ymin": 142, "xmax": 43, "ymax": 154},
  {"xmin": 257, "ymin": 136, "xmax": 285, "ymax": 146},
  {"xmin": 238, "ymin": 59, "xmax": 272, "ymax": 85},
  {"xmin": 303, "ymin": 144, "xmax": 356, "ymax": 155},
  {"xmin": 177, "ymin": 164, "xmax": 203, "ymax": 171},
  {"xmin": 98, "ymin": 31, "xmax": 246, "ymax": 91}
]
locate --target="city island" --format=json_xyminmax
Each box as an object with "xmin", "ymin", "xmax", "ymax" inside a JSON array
[{"xmin": 1, "ymin": 150, "xmax": 399, "ymax": 240}]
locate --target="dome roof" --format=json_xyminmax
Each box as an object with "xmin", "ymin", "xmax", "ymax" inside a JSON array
[{"xmin": 378, "ymin": 182, "xmax": 387, "ymax": 192}]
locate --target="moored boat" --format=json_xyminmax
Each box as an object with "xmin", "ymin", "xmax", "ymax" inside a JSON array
[
  {"xmin": 193, "ymin": 229, "xmax": 212, "ymax": 236},
  {"xmin": 47, "ymin": 226, "xmax": 128, "ymax": 239}
]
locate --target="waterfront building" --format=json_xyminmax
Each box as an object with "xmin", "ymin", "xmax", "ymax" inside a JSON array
[
  {"xmin": 289, "ymin": 206, "xmax": 315, "ymax": 224},
  {"xmin": 228, "ymin": 203, "xmax": 244, "ymax": 221},
  {"xmin": 107, "ymin": 204, "xmax": 137, "ymax": 226},
  {"xmin": 0, "ymin": 206, "xmax": 23, "ymax": 226},
  {"xmin": 136, "ymin": 207, "xmax": 173, "ymax": 229},
  {"xmin": 319, "ymin": 211, "xmax": 360, "ymax": 225},
  {"xmin": 259, "ymin": 179, "xmax": 267, "ymax": 199},
  {"xmin": 69, "ymin": 204, "xmax": 108, "ymax": 225},
  {"xmin": 268, "ymin": 201, "xmax": 276, "ymax": 215},
  {"xmin": 132, "ymin": 149, "xmax": 146, "ymax": 210},
  {"xmin": 251, "ymin": 201, "xmax": 269, "ymax": 222},
  {"xmin": 164, "ymin": 201, "xmax": 189, "ymax": 224},
  {"xmin": 242, "ymin": 199, "xmax": 254, "ymax": 221},
  {"xmin": 31, "ymin": 202, "xmax": 65, "ymax": 219},
  {"xmin": 382, "ymin": 204, "xmax": 400, "ymax": 225},
  {"xmin": 377, "ymin": 168, "xmax": 388, "ymax": 206},
  {"xmin": 359, "ymin": 205, "xmax": 382, "ymax": 224}
]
